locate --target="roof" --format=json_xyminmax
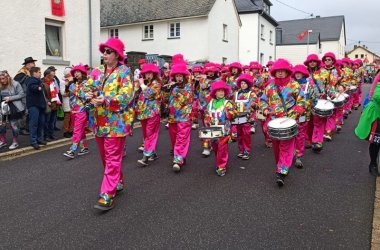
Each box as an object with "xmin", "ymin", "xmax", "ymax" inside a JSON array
[
  {"xmin": 276, "ymin": 15, "xmax": 345, "ymax": 45},
  {"xmin": 234, "ymin": 0, "xmax": 278, "ymax": 26},
  {"xmin": 101, "ymin": 0, "xmax": 217, "ymax": 27},
  {"xmin": 276, "ymin": 30, "xmax": 320, "ymax": 45},
  {"xmin": 347, "ymin": 45, "xmax": 380, "ymax": 59}
]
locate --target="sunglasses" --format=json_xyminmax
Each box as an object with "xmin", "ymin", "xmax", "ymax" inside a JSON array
[
  {"xmin": 324, "ymin": 58, "xmax": 333, "ymax": 61},
  {"xmin": 104, "ymin": 48, "xmax": 115, "ymax": 55},
  {"xmin": 309, "ymin": 60, "xmax": 318, "ymax": 63}
]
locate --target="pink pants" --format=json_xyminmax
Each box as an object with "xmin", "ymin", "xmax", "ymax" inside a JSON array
[
  {"xmin": 169, "ymin": 121, "xmax": 191, "ymax": 166},
  {"xmin": 353, "ymin": 88, "xmax": 361, "ymax": 107},
  {"xmin": 70, "ymin": 111, "xmax": 88, "ymax": 151},
  {"xmin": 295, "ymin": 121, "xmax": 308, "ymax": 157},
  {"xmin": 191, "ymin": 100, "xmax": 199, "ymax": 124},
  {"xmin": 140, "ymin": 114, "xmax": 160, "ymax": 156},
  {"xmin": 272, "ymin": 138, "xmax": 295, "ymax": 175},
  {"xmin": 260, "ymin": 118, "xmax": 271, "ymax": 144},
  {"xmin": 335, "ymin": 107, "xmax": 344, "ymax": 126},
  {"xmin": 231, "ymin": 125, "xmax": 238, "ymax": 139},
  {"xmin": 237, "ymin": 123, "xmax": 252, "ymax": 153},
  {"xmin": 96, "ymin": 136, "xmax": 126, "ymax": 196},
  {"xmin": 212, "ymin": 136, "xmax": 229, "ymax": 169},
  {"xmin": 343, "ymin": 94, "xmax": 353, "ymax": 113},
  {"xmin": 312, "ymin": 115, "xmax": 327, "ymax": 144},
  {"xmin": 325, "ymin": 110, "xmax": 337, "ymax": 134},
  {"xmin": 306, "ymin": 118, "xmax": 313, "ymax": 144}
]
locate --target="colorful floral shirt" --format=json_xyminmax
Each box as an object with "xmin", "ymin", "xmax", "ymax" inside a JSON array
[
  {"xmin": 226, "ymin": 75, "xmax": 239, "ymax": 97},
  {"xmin": 204, "ymin": 98, "xmax": 236, "ymax": 136},
  {"xmin": 296, "ymin": 78, "xmax": 316, "ymax": 121},
  {"xmin": 199, "ymin": 77, "xmax": 216, "ymax": 110},
  {"xmin": 260, "ymin": 80, "xmax": 305, "ymax": 120},
  {"xmin": 233, "ymin": 89, "xmax": 259, "ymax": 115},
  {"xmin": 323, "ymin": 67, "xmax": 341, "ymax": 87},
  {"xmin": 168, "ymin": 82, "xmax": 194, "ymax": 123},
  {"xmin": 69, "ymin": 81, "xmax": 87, "ymax": 112},
  {"xmin": 310, "ymin": 68, "xmax": 336, "ymax": 102},
  {"xmin": 340, "ymin": 67, "xmax": 355, "ymax": 87},
  {"xmin": 135, "ymin": 80, "xmax": 162, "ymax": 120},
  {"xmin": 81, "ymin": 64, "xmax": 134, "ymax": 138},
  {"xmin": 191, "ymin": 75, "xmax": 202, "ymax": 99}
]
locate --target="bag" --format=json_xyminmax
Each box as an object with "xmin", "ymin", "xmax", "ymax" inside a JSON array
[{"xmin": 57, "ymin": 106, "xmax": 64, "ymax": 120}]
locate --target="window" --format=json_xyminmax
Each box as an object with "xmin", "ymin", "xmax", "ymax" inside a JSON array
[
  {"xmin": 269, "ymin": 30, "xmax": 273, "ymax": 44},
  {"xmin": 355, "ymin": 54, "xmax": 358, "ymax": 58},
  {"xmin": 269, "ymin": 56, "xmax": 273, "ymax": 61},
  {"xmin": 361, "ymin": 54, "xmax": 365, "ymax": 58},
  {"xmin": 223, "ymin": 24, "xmax": 228, "ymax": 42},
  {"xmin": 260, "ymin": 53, "xmax": 264, "ymax": 64},
  {"xmin": 222, "ymin": 57, "xmax": 227, "ymax": 64},
  {"xmin": 143, "ymin": 25, "xmax": 154, "ymax": 40},
  {"xmin": 109, "ymin": 29, "xmax": 119, "ymax": 38},
  {"xmin": 260, "ymin": 24, "xmax": 265, "ymax": 40},
  {"xmin": 45, "ymin": 22, "xmax": 63, "ymax": 59},
  {"xmin": 169, "ymin": 23, "xmax": 180, "ymax": 38}
]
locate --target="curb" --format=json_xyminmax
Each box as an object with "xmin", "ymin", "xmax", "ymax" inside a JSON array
[
  {"xmin": 0, "ymin": 121, "xmax": 146, "ymax": 161},
  {"xmin": 372, "ymin": 178, "xmax": 380, "ymax": 249}
]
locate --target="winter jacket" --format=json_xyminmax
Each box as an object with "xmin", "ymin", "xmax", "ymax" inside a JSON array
[
  {"xmin": 26, "ymin": 77, "xmax": 46, "ymax": 109},
  {"xmin": 0, "ymin": 80, "xmax": 25, "ymax": 112}
]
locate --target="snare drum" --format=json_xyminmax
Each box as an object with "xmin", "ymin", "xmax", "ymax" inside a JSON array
[
  {"xmin": 268, "ymin": 117, "xmax": 298, "ymax": 140},
  {"xmin": 232, "ymin": 112, "xmax": 249, "ymax": 125},
  {"xmin": 199, "ymin": 126, "xmax": 224, "ymax": 139},
  {"xmin": 312, "ymin": 99, "xmax": 335, "ymax": 117},
  {"xmin": 346, "ymin": 85, "xmax": 357, "ymax": 94},
  {"xmin": 330, "ymin": 94, "xmax": 346, "ymax": 108}
]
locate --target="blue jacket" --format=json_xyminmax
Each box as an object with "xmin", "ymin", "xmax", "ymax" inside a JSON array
[{"xmin": 26, "ymin": 77, "xmax": 46, "ymax": 109}]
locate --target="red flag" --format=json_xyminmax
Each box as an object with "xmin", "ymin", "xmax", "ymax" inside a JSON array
[
  {"xmin": 297, "ymin": 31, "xmax": 308, "ymax": 41},
  {"xmin": 51, "ymin": 0, "xmax": 65, "ymax": 16}
]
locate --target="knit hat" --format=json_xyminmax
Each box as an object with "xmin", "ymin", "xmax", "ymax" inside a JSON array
[
  {"xmin": 70, "ymin": 64, "xmax": 87, "ymax": 77},
  {"xmin": 229, "ymin": 62, "xmax": 243, "ymax": 72},
  {"xmin": 237, "ymin": 73, "xmax": 253, "ymax": 88},
  {"xmin": 99, "ymin": 38, "xmax": 125, "ymax": 63},
  {"xmin": 322, "ymin": 52, "xmax": 336, "ymax": 63},
  {"xmin": 210, "ymin": 80, "xmax": 231, "ymax": 99},
  {"xmin": 270, "ymin": 59, "xmax": 293, "ymax": 77},
  {"xmin": 292, "ymin": 64, "xmax": 309, "ymax": 78},
  {"xmin": 140, "ymin": 63, "xmax": 160, "ymax": 76},
  {"xmin": 304, "ymin": 54, "xmax": 321, "ymax": 66},
  {"xmin": 170, "ymin": 63, "xmax": 190, "ymax": 77}
]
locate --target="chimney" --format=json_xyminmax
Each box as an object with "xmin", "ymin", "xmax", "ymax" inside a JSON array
[
  {"xmin": 316, "ymin": 15, "xmax": 321, "ymax": 18},
  {"xmin": 354, "ymin": 45, "xmax": 357, "ymax": 49}
]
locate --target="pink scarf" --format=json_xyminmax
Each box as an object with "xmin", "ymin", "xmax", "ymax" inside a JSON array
[{"xmin": 274, "ymin": 75, "xmax": 291, "ymax": 87}]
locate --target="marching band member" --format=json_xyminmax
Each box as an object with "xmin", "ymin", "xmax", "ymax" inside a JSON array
[
  {"xmin": 81, "ymin": 38, "xmax": 134, "ymax": 210},
  {"xmin": 322, "ymin": 52, "xmax": 342, "ymax": 141},
  {"xmin": 204, "ymin": 80, "xmax": 236, "ymax": 176},
  {"xmin": 249, "ymin": 62, "xmax": 264, "ymax": 134},
  {"xmin": 199, "ymin": 63, "xmax": 219, "ymax": 157},
  {"xmin": 63, "ymin": 64, "xmax": 89, "ymax": 159},
  {"xmin": 292, "ymin": 64, "xmax": 315, "ymax": 168},
  {"xmin": 341, "ymin": 58, "xmax": 356, "ymax": 119},
  {"xmin": 168, "ymin": 63, "xmax": 194, "ymax": 172},
  {"xmin": 226, "ymin": 62, "xmax": 242, "ymax": 140},
  {"xmin": 234, "ymin": 73, "xmax": 258, "ymax": 160},
  {"xmin": 260, "ymin": 59, "xmax": 305, "ymax": 186},
  {"xmin": 135, "ymin": 63, "xmax": 162, "ymax": 166},
  {"xmin": 191, "ymin": 65, "xmax": 202, "ymax": 130},
  {"xmin": 352, "ymin": 59, "xmax": 365, "ymax": 110},
  {"xmin": 305, "ymin": 54, "xmax": 336, "ymax": 153}
]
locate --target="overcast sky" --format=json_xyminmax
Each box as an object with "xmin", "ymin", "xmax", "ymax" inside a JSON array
[{"xmin": 270, "ymin": 0, "xmax": 380, "ymax": 55}]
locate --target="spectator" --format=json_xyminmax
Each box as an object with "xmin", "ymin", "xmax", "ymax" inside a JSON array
[
  {"xmin": 47, "ymin": 66, "xmax": 62, "ymax": 132},
  {"xmin": 0, "ymin": 70, "xmax": 25, "ymax": 149},
  {"xmin": 42, "ymin": 68, "xmax": 61, "ymax": 141},
  {"xmin": 60, "ymin": 67, "xmax": 73, "ymax": 138},
  {"xmin": 25, "ymin": 67, "xmax": 46, "ymax": 150},
  {"xmin": 14, "ymin": 57, "xmax": 37, "ymax": 135}
]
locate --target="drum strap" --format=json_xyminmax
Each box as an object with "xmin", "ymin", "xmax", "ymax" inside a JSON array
[{"xmin": 274, "ymin": 85, "xmax": 288, "ymax": 115}]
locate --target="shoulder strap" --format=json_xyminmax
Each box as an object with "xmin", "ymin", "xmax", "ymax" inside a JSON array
[{"xmin": 274, "ymin": 84, "xmax": 287, "ymax": 115}]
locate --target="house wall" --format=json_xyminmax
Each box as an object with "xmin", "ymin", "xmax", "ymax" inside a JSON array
[
  {"xmin": 320, "ymin": 25, "xmax": 346, "ymax": 59},
  {"xmin": 0, "ymin": 0, "xmax": 100, "ymax": 77},
  {"xmin": 239, "ymin": 14, "xmax": 259, "ymax": 64},
  {"xmin": 276, "ymin": 44, "xmax": 319, "ymax": 65},
  {"xmin": 347, "ymin": 47, "xmax": 379, "ymax": 63},
  {"xmin": 207, "ymin": 0, "xmax": 240, "ymax": 63},
  {"xmin": 101, "ymin": 17, "xmax": 209, "ymax": 63},
  {"xmin": 257, "ymin": 15, "xmax": 276, "ymax": 65}
]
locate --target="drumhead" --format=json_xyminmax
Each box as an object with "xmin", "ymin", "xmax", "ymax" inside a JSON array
[
  {"xmin": 332, "ymin": 94, "xmax": 345, "ymax": 102},
  {"xmin": 268, "ymin": 117, "xmax": 296, "ymax": 129},
  {"xmin": 315, "ymin": 99, "xmax": 334, "ymax": 110}
]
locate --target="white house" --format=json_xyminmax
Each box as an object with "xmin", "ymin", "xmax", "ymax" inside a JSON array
[
  {"xmin": 235, "ymin": 0, "xmax": 278, "ymax": 65},
  {"xmin": 100, "ymin": 0, "xmax": 241, "ymax": 64},
  {"xmin": 276, "ymin": 15, "xmax": 346, "ymax": 65},
  {"xmin": 347, "ymin": 45, "xmax": 380, "ymax": 65},
  {"xmin": 0, "ymin": 0, "xmax": 100, "ymax": 77}
]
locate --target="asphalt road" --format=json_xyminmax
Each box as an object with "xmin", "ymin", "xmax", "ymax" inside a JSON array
[{"xmin": 0, "ymin": 85, "xmax": 375, "ymax": 249}]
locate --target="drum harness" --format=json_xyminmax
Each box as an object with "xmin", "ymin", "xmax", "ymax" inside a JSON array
[{"xmin": 209, "ymin": 99, "xmax": 229, "ymax": 134}]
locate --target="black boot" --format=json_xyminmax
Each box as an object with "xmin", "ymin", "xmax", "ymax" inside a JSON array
[
  {"xmin": 369, "ymin": 163, "xmax": 380, "ymax": 177},
  {"xmin": 276, "ymin": 173, "xmax": 286, "ymax": 187},
  {"xmin": 137, "ymin": 155, "xmax": 149, "ymax": 167}
]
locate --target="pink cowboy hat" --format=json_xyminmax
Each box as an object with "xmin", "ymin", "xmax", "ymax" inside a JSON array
[
  {"xmin": 249, "ymin": 62, "xmax": 261, "ymax": 70},
  {"xmin": 170, "ymin": 63, "xmax": 190, "ymax": 77},
  {"xmin": 210, "ymin": 80, "xmax": 231, "ymax": 99},
  {"xmin": 172, "ymin": 54, "xmax": 186, "ymax": 65},
  {"xmin": 140, "ymin": 63, "xmax": 160, "ymax": 76},
  {"xmin": 192, "ymin": 65, "xmax": 203, "ymax": 73},
  {"xmin": 304, "ymin": 54, "xmax": 321, "ymax": 66},
  {"xmin": 237, "ymin": 73, "xmax": 253, "ymax": 88},
  {"xmin": 70, "ymin": 64, "xmax": 87, "ymax": 77},
  {"xmin": 292, "ymin": 64, "xmax": 310, "ymax": 78},
  {"xmin": 270, "ymin": 59, "xmax": 293, "ymax": 77},
  {"xmin": 203, "ymin": 62, "xmax": 219, "ymax": 74},
  {"xmin": 99, "ymin": 38, "xmax": 125, "ymax": 63},
  {"xmin": 229, "ymin": 62, "xmax": 243, "ymax": 72}
]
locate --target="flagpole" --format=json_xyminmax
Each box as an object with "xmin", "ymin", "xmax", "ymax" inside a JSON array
[{"xmin": 307, "ymin": 30, "xmax": 312, "ymax": 56}]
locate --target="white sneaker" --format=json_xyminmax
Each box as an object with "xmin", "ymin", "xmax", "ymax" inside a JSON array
[
  {"xmin": 138, "ymin": 145, "xmax": 144, "ymax": 152},
  {"xmin": 202, "ymin": 148, "xmax": 211, "ymax": 157},
  {"xmin": 165, "ymin": 123, "xmax": 169, "ymax": 128},
  {"xmin": 0, "ymin": 141, "xmax": 7, "ymax": 149},
  {"xmin": 9, "ymin": 142, "xmax": 19, "ymax": 150},
  {"xmin": 173, "ymin": 163, "xmax": 181, "ymax": 172},
  {"xmin": 191, "ymin": 124, "xmax": 199, "ymax": 130},
  {"xmin": 250, "ymin": 126, "xmax": 256, "ymax": 134}
]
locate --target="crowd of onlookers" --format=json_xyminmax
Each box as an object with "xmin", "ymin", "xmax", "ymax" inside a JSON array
[{"xmin": 0, "ymin": 57, "xmax": 91, "ymax": 150}]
